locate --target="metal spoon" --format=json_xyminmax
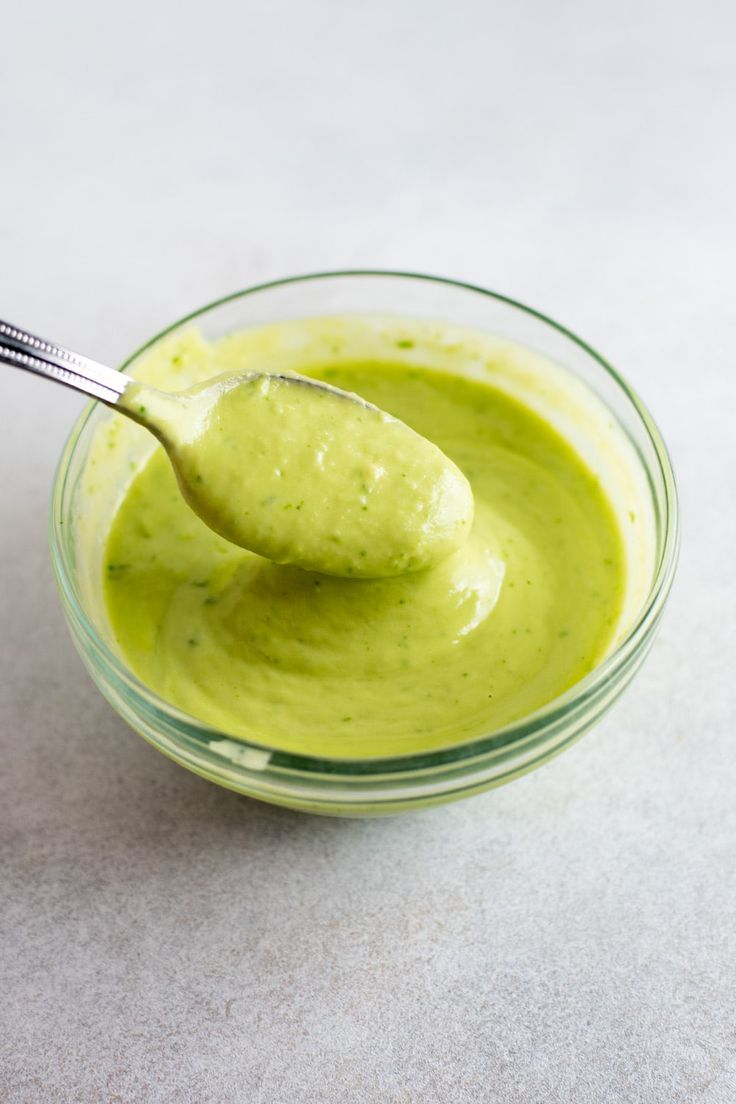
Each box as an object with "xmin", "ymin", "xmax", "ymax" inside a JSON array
[{"xmin": 0, "ymin": 318, "xmax": 474, "ymax": 577}]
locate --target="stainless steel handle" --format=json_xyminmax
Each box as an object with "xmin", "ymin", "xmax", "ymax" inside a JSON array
[{"xmin": 0, "ymin": 319, "xmax": 129, "ymax": 404}]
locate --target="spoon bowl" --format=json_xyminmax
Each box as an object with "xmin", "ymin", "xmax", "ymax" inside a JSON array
[{"xmin": 1, "ymin": 321, "xmax": 474, "ymax": 577}]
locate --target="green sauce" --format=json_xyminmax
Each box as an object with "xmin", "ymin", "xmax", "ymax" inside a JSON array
[
  {"xmin": 119, "ymin": 371, "xmax": 473, "ymax": 578},
  {"xmin": 103, "ymin": 334, "xmax": 626, "ymax": 759}
]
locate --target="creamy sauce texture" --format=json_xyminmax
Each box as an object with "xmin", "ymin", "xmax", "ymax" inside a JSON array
[
  {"xmin": 119, "ymin": 371, "xmax": 473, "ymax": 577},
  {"xmin": 103, "ymin": 329, "xmax": 627, "ymax": 759}
]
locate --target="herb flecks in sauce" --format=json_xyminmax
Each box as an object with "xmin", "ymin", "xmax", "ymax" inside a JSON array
[{"xmin": 104, "ymin": 333, "xmax": 626, "ymax": 760}]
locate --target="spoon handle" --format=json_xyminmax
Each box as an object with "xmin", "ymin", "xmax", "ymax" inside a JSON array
[{"xmin": 0, "ymin": 319, "xmax": 129, "ymax": 405}]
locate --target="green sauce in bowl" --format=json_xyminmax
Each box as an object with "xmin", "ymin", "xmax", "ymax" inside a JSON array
[
  {"xmin": 102, "ymin": 328, "xmax": 625, "ymax": 759},
  {"xmin": 51, "ymin": 272, "xmax": 676, "ymax": 813}
]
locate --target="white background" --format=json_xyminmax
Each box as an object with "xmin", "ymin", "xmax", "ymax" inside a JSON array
[{"xmin": 1, "ymin": 2, "xmax": 735, "ymax": 1101}]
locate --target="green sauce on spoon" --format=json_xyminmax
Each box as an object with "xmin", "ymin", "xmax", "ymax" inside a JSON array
[{"xmin": 119, "ymin": 370, "xmax": 474, "ymax": 578}]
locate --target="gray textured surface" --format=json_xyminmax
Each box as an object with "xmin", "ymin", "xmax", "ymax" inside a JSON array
[{"xmin": 1, "ymin": 1, "xmax": 735, "ymax": 1101}]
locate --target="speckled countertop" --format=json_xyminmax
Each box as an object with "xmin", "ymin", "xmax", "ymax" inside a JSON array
[{"xmin": 1, "ymin": 2, "xmax": 735, "ymax": 1101}]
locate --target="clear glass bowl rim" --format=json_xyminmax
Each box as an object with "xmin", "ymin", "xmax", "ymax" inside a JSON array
[{"xmin": 49, "ymin": 269, "xmax": 680, "ymax": 781}]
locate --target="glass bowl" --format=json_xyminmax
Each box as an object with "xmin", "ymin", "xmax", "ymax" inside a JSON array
[{"xmin": 49, "ymin": 272, "xmax": 679, "ymax": 816}]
